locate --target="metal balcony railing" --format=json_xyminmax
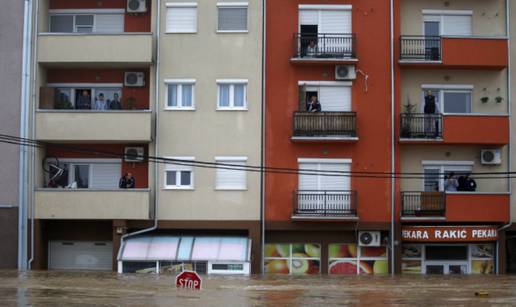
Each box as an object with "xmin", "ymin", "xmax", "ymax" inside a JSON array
[
  {"xmin": 401, "ymin": 191, "xmax": 446, "ymax": 217},
  {"xmin": 293, "ymin": 112, "xmax": 357, "ymax": 137},
  {"xmin": 400, "ymin": 36, "xmax": 442, "ymax": 61},
  {"xmin": 293, "ymin": 33, "xmax": 356, "ymax": 59},
  {"xmin": 400, "ymin": 113, "xmax": 443, "ymax": 139},
  {"xmin": 293, "ymin": 190, "xmax": 357, "ymax": 217}
]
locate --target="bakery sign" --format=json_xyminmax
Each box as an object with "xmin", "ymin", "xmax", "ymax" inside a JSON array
[{"xmin": 401, "ymin": 226, "xmax": 498, "ymax": 242}]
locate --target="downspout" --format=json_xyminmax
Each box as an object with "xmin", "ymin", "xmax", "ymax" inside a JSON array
[
  {"xmin": 389, "ymin": 0, "xmax": 396, "ymax": 277},
  {"xmin": 260, "ymin": 0, "xmax": 266, "ymax": 274},
  {"xmin": 117, "ymin": 1, "xmax": 161, "ymax": 271},
  {"xmin": 497, "ymin": 0, "xmax": 511, "ymax": 274},
  {"xmin": 18, "ymin": 0, "xmax": 33, "ymax": 271},
  {"xmin": 27, "ymin": 0, "xmax": 39, "ymax": 270}
]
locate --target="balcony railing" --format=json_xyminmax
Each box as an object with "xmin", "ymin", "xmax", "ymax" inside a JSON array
[
  {"xmin": 293, "ymin": 33, "xmax": 356, "ymax": 59},
  {"xmin": 400, "ymin": 113, "xmax": 443, "ymax": 139},
  {"xmin": 400, "ymin": 36, "xmax": 442, "ymax": 61},
  {"xmin": 401, "ymin": 191, "xmax": 446, "ymax": 217},
  {"xmin": 293, "ymin": 112, "xmax": 357, "ymax": 137},
  {"xmin": 293, "ymin": 190, "xmax": 357, "ymax": 217}
]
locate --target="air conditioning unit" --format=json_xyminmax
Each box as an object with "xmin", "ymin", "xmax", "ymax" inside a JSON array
[
  {"xmin": 124, "ymin": 147, "xmax": 145, "ymax": 162},
  {"xmin": 335, "ymin": 65, "xmax": 356, "ymax": 80},
  {"xmin": 127, "ymin": 0, "xmax": 147, "ymax": 13},
  {"xmin": 358, "ymin": 231, "xmax": 381, "ymax": 247},
  {"xmin": 481, "ymin": 149, "xmax": 501, "ymax": 165},
  {"xmin": 124, "ymin": 72, "xmax": 145, "ymax": 87}
]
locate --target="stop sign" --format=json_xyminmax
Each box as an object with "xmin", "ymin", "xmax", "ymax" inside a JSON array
[{"xmin": 175, "ymin": 271, "xmax": 202, "ymax": 290}]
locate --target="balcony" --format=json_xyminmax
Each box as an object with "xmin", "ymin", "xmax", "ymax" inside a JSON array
[
  {"xmin": 292, "ymin": 190, "xmax": 358, "ymax": 220},
  {"xmin": 291, "ymin": 33, "xmax": 357, "ymax": 65},
  {"xmin": 399, "ymin": 36, "xmax": 508, "ymax": 70},
  {"xmin": 399, "ymin": 113, "xmax": 509, "ymax": 145},
  {"xmin": 292, "ymin": 112, "xmax": 357, "ymax": 142},
  {"xmin": 35, "ymin": 189, "xmax": 150, "ymax": 220},
  {"xmin": 36, "ymin": 110, "xmax": 152, "ymax": 142},
  {"xmin": 401, "ymin": 191, "xmax": 509, "ymax": 222},
  {"xmin": 37, "ymin": 33, "xmax": 153, "ymax": 66}
]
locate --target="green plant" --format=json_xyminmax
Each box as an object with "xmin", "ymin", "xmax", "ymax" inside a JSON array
[
  {"xmin": 401, "ymin": 100, "xmax": 415, "ymax": 138},
  {"xmin": 495, "ymin": 96, "xmax": 503, "ymax": 103},
  {"xmin": 480, "ymin": 97, "xmax": 489, "ymax": 103},
  {"xmin": 126, "ymin": 97, "xmax": 136, "ymax": 110},
  {"xmin": 54, "ymin": 95, "xmax": 73, "ymax": 109}
]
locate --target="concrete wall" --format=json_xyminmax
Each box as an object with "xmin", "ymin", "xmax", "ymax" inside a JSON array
[
  {"xmin": 400, "ymin": 69, "xmax": 508, "ymax": 114},
  {"xmin": 157, "ymin": 0, "xmax": 262, "ymax": 221},
  {"xmin": 400, "ymin": 0, "xmax": 506, "ymax": 36},
  {"xmin": 400, "ymin": 145, "xmax": 509, "ymax": 193}
]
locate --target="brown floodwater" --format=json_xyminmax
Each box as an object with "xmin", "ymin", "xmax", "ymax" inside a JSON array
[{"xmin": 2, "ymin": 270, "xmax": 516, "ymax": 306}]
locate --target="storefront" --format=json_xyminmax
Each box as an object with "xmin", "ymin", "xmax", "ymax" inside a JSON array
[{"xmin": 401, "ymin": 226, "xmax": 498, "ymax": 275}]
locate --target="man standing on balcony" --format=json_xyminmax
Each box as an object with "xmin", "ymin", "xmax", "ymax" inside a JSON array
[
  {"xmin": 423, "ymin": 90, "xmax": 439, "ymax": 137},
  {"xmin": 75, "ymin": 90, "xmax": 91, "ymax": 110},
  {"xmin": 94, "ymin": 93, "xmax": 108, "ymax": 110}
]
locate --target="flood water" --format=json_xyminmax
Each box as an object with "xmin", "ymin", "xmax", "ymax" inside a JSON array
[{"xmin": 2, "ymin": 270, "xmax": 516, "ymax": 306}]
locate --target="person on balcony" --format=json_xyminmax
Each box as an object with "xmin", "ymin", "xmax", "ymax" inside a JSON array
[
  {"xmin": 444, "ymin": 172, "xmax": 458, "ymax": 192},
  {"xmin": 109, "ymin": 93, "xmax": 122, "ymax": 110},
  {"xmin": 307, "ymin": 95, "xmax": 321, "ymax": 113},
  {"xmin": 94, "ymin": 93, "xmax": 108, "ymax": 110},
  {"xmin": 422, "ymin": 90, "xmax": 439, "ymax": 137},
  {"xmin": 458, "ymin": 173, "xmax": 477, "ymax": 192},
  {"xmin": 119, "ymin": 172, "xmax": 136, "ymax": 189},
  {"xmin": 306, "ymin": 40, "xmax": 317, "ymax": 57},
  {"xmin": 75, "ymin": 90, "xmax": 91, "ymax": 110}
]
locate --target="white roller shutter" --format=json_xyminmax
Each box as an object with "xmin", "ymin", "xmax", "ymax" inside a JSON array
[
  {"xmin": 320, "ymin": 10, "xmax": 351, "ymax": 33},
  {"xmin": 95, "ymin": 14, "xmax": 124, "ymax": 33},
  {"xmin": 90, "ymin": 163, "xmax": 121, "ymax": 189},
  {"xmin": 442, "ymin": 15, "xmax": 472, "ymax": 36},
  {"xmin": 299, "ymin": 163, "xmax": 319, "ymax": 190},
  {"xmin": 215, "ymin": 160, "xmax": 247, "ymax": 189},
  {"xmin": 299, "ymin": 10, "xmax": 318, "ymax": 25},
  {"xmin": 49, "ymin": 241, "xmax": 113, "ymax": 271},
  {"xmin": 319, "ymin": 86, "xmax": 351, "ymax": 111},
  {"xmin": 166, "ymin": 7, "xmax": 197, "ymax": 33},
  {"xmin": 320, "ymin": 163, "xmax": 350, "ymax": 190}
]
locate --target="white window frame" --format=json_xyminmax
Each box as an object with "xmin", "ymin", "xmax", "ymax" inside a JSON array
[
  {"xmin": 297, "ymin": 5, "xmax": 352, "ymax": 33},
  {"xmin": 46, "ymin": 83, "xmax": 123, "ymax": 110},
  {"xmin": 421, "ymin": 84, "xmax": 474, "ymax": 115},
  {"xmin": 422, "ymin": 160, "xmax": 474, "ymax": 192},
  {"xmin": 164, "ymin": 79, "xmax": 196, "ymax": 110},
  {"xmin": 48, "ymin": 158, "xmax": 122, "ymax": 189},
  {"xmin": 216, "ymin": 79, "xmax": 248, "ymax": 110},
  {"xmin": 297, "ymin": 158, "xmax": 352, "ymax": 191},
  {"xmin": 48, "ymin": 9, "xmax": 125, "ymax": 33},
  {"xmin": 216, "ymin": 2, "xmax": 249, "ymax": 33},
  {"xmin": 422, "ymin": 10, "xmax": 473, "ymax": 37},
  {"xmin": 165, "ymin": 3, "xmax": 198, "ymax": 34},
  {"xmin": 214, "ymin": 156, "xmax": 248, "ymax": 191},
  {"xmin": 164, "ymin": 156, "xmax": 195, "ymax": 190}
]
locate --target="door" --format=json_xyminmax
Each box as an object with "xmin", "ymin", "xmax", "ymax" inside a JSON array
[
  {"xmin": 424, "ymin": 245, "xmax": 469, "ymax": 275},
  {"xmin": 425, "ymin": 262, "xmax": 468, "ymax": 275},
  {"xmin": 49, "ymin": 241, "xmax": 113, "ymax": 271},
  {"xmin": 424, "ymin": 21, "xmax": 440, "ymax": 60}
]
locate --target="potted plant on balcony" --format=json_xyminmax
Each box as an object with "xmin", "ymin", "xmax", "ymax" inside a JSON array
[
  {"xmin": 495, "ymin": 96, "xmax": 503, "ymax": 103},
  {"xmin": 54, "ymin": 94, "xmax": 73, "ymax": 110},
  {"xmin": 126, "ymin": 97, "xmax": 136, "ymax": 110},
  {"xmin": 400, "ymin": 100, "xmax": 415, "ymax": 138},
  {"xmin": 480, "ymin": 97, "xmax": 489, "ymax": 103}
]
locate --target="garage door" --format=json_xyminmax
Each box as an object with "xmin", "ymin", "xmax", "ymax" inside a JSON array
[{"xmin": 49, "ymin": 241, "xmax": 113, "ymax": 271}]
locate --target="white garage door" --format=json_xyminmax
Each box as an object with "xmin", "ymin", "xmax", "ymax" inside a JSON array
[{"xmin": 49, "ymin": 241, "xmax": 113, "ymax": 271}]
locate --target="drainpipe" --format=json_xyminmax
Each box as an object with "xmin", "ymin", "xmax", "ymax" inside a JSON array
[
  {"xmin": 260, "ymin": 0, "xmax": 266, "ymax": 274},
  {"xmin": 497, "ymin": 0, "xmax": 512, "ymax": 274},
  {"xmin": 389, "ymin": 0, "xmax": 396, "ymax": 277},
  {"xmin": 27, "ymin": 0, "xmax": 39, "ymax": 270},
  {"xmin": 18, "ymin": 0, "xmax": 34, "ymax": 271},
  {"xmin": 117, "ymin": 0, "xmax": 161, "ymax": 271}
]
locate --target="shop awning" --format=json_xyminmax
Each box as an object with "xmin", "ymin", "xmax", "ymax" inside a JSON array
[{"xmin": 118, "ymin": 235, "xmax": 251, "ymax": 262}]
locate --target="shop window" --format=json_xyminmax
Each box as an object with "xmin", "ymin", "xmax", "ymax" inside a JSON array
[
  {"xmin": 328, "ymin": 244, "xmax": 388, "ymax": 275},
  {"xmin": 470, "ymin": 244, "xmax": 494, "ymax": 275},
  {"xmin": 264, "ymin": 243, "xmax": 321, "ymax": 275},
  {"xmin": 401, "ymin": 244, "xmax": 423, "ymax": 275}
]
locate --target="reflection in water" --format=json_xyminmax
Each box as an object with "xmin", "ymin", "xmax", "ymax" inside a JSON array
[{"xmin": 1, "ymin": 270, "xmax": 516, "ymax": 306}]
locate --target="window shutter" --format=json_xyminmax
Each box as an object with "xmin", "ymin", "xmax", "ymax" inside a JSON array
[
  {"xmin": 319, "ymin": 86, "xmax": 351, "ymax": 111},
  {"xmin": 298, "ymin": 163, "xmax": 319, "ymax": 190},
  {"xmin": 299, "ymin": 10, "xmax": 318, "ymax": 25},
  {"xmin": 218, "ymin": 7, "xmax": 247, "ymax": 31},
  {"xmin": 320, "ymin": 10, "xmax": 351, "ymax": 33},
  {"xmin": 90, "ymin": 163, "xmax": 121, "ymax": 189},
  {"xmin": 320, "ymin": 163, "xmax": 349, "ymax": 191},
  {"xmin": 216, "ymin": 160, "xmax": 246, "ymax": 189},
  {"xmin": 166, "ymin": 7, "xmax": 197, "ymax": 33},
  {"xmin": 95, "ymin": 14, "xmax": 124, "ymax": 33},
  {"xmin": 442, "ymin": 15, "xmax": 472, "ymax": 36}
]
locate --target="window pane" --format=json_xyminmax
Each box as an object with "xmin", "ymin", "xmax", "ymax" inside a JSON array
[
  {"xmin": 219, "ymin": 84, "xmax": 230, "ymax": 107},
  {"xmin": 443, "ymin": 92, "xmax": 471, "ymax": 113},
  {"xmin": 76, "ymin": 26, "xmax": 93, "ymax": 33},
  {"xmin": 218, "ymin": 7, "xmax": 247, "ymax": 31},
  {"xmin": 50, "ymin": 15, "xmax": 74, "ymax": 33},
  {"xmin": 75, "ymin": 15, "xmax": 94, "ymax": 26},
  {"xmin": 180, "ymin": 171, "xmax": 191, "ymax": 186},
  {"xmin": 234, "ymin": 84, "xmax": 245, "ymax": 107},
  {"xmin": 182, "ymin": 85, "xmax": 193, "ymax": 107},
  {"xmin": 74, "ymin": 165, "xmax": 89, "ymax": 188},
  {"xmin": 54, "ymin": 88, "xmax": 72, "ymax": 109},
  {"xmin": 168, "ymin": 84, "xmax": 178, "ymax": 107},
  {"xmin": 424, "ymin": 168, "xmax": 440, "ymax": 192},
  {"xmin": 166, "ymin": 171, "xmax": 177, "ymax": 186}
]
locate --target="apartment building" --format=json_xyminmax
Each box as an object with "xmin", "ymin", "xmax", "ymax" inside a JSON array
[
  {"xmin": 0, "ymin": 0, "xmax": 25, "ymax": 269},
  {"xmin": 395, "ymin": 0, "xmax": 510, "ymax": 275}
]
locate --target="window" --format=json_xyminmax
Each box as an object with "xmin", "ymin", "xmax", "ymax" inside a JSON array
[
  {"xmin": 166, "ymin": 3, "xmax": 197, "ymax": 33},
  {"xmin": 329, "ymin": 244, "xmax": 388, "ymax": 275},
  {"xmin": 298, "ymin": 82, "xmax": 352, "ymax": 111},
  {"xmin": 217, "ymin": 80, "xmax": 248, "ymax": 110},
  {"xmin": 49, "ymin": 10, "xmax": 124, "ymax": 33},
  {"xmin": 165, "ymin": 80, "xmax": 195, "ymax": 109},
  {"xmin": 298, "ymin": 158, "xmax": 351, "ymax": 191},
  {"xmin": 423, "ymin": 10, "xmax": 472, "ymax": 36},
  {"xmin": 45, "ymin": 159, "xmax": 121, "ymax": 189},
  {"xmin": 46, "ymin": 84, "xmax": 123, "ymax": 110},
  {"xmin": 164, "ymin": 157, "xmax": 194, "ymax": 189},
  {"xmin": 217, "ymin": 3, "xmax": 248, "ymax": 32},
  {"xmin": 264, "ymin": 243, "xmax": 321, "ymax": 275},
  {"xmin": 215, "ymin": 157, "xmax": 247, "ymax": 190},
  {"xmin": 421, "ymin": 85, "xmax": 472, "ymax": 114},
  {"xmin": 422, "ymin": 162, "xmax": 473, "ymax": 192}
]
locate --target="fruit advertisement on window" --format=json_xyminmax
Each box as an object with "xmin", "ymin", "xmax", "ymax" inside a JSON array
[
  {"xmin": 328, "ymin": 244, "xmax": 388, "ymax": 275},
  {"xmin": 264, "ymin": 243, "xmax": 320, "ymax": 275}
]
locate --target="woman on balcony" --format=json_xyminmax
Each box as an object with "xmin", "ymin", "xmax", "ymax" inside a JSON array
[
  {"xmin": 444, "ymin": 172, "xmax": 458, "ymax": 192},
  {"xmin": 307, "ymin": 95, "xmax": 321, "ymax": 113}
]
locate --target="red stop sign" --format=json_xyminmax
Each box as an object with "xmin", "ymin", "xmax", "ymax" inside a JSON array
[{"xmin": 175, "ymin": 271, "xmax": 202, "ymax": 290}]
